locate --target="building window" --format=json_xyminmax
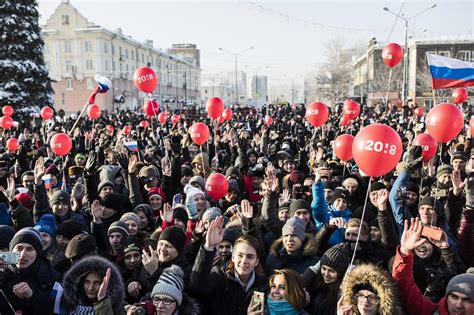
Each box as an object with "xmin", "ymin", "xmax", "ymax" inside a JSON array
[
  {"xmin": 64, "ymin": 41, "xmax": 71, "ymax": 53},
  {"xmin": 131, "ymin": 51, "xmax": 134, "ymax": 60},
  {"xmin": 65, "ymin": 60, "xmax": 72, "ymax": 72},
  {"xmin": 62, "ymin": 15, "xmax": 69, "ymax": 25},
  {"xmin": 86, "ymin": 78, "xmax": 94, "ymax": 90},
  {"xmin": 85, "ymin": 41, "xmax": 92, "ymax": 52},
  {"xmin": 457, "ymin": 50, "xmax": 471, "ymax": 61},
  {"xmin": 66, "ymin": 79, "xmax": 73, "ymax": 90},
  {"xmin": 438, "ymin": 51, "xmax": 450, "ymax": 57},
  {"xmin": 104, "ymin": 42, "xmax": 108, "ymax": 53},
  {"xmin": 125, "ymin": 49, "xmax": 128, "ymax": 58},
  {"xmin": 86, "ymin": 59, "xmax": 93, "ymax": 70},
  {"xmin": 119, "ymin": 63, "xmax": 123, "ymax": 75},
  {"xmin": 119, "ymin": 47, "xmax": 122, "ymax": 59}
]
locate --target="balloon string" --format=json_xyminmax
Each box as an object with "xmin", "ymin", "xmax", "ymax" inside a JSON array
[
  {"xmin": 200, "ymin": 145, "xmax": 206, "ymax": 179},
  {"xmin": 385, "ymin": 68, "xmax": 393, "ymax": 107},
  {"xmin": 349, "ymin": 176, "xmax": 372, "ymax": 267}
]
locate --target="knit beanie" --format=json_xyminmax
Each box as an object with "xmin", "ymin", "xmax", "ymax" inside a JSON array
[
  {"xmin": 451, "ymin": 151, "xmax": 468, "ymax": 163},
  {"xmin": 159, "ymin": 226, "xmax": 186, "ymax": 255},
  {"xmin": 370, "ymin": 181, "xmax": 386, "ymax": 192},
  {"xmin": 120, "ymin": 212, "xmax": 140, "ymax": 227},
  {"xmin": 330, "ymin": 188, "xmax": 349, "ymax": 205},
  {"xmin": 406, "ymin": 181, "xmax": 419, "ymax": 196},
  {"xmin": 9, "ymin": 227, "xmax": 43, "ymax": 255},
  {"xmin": 419, "ymin": 196, "xmax": 443, "ymax": 217},
  {"xmin": 107, "ymin": 221, "xmax": 130, "ymax": 238},
  {"xmin": 0, "ymin": 225, "xmax": 15, "ymax": 249},
  {"xmin": 436, "ymin": 164, "xmax": 454, "ymax": 179},
  {"xmin": 148, "ymin": 187, "xmax": 166, "ymax": 203},
  {"xmin": 97, "ymin": 180, "xmax": 115, "ymax": 194},
  {"xmin": 65, "ymin": 234, "xmax": 97, "ymax": 259},
  {"xmin": 189, "ymin": 176, "xmax": 206, "ymax": 191},
  {"xmin": 320, "ymin": 245, "xmax": 351, "ymax": 276},
  {"xmin": 445, "ymin": 273, "xmax": 474, "ymax": 301},
  {"xmin": 101, "ymin": 193, "xmax": 123, "ymax": 213},
  {"xmin": 50, "ymin": 190, "xmax": 71, "ymax": 206},
  {"xmin": 173, "ymin": 206, "xmax": 189, "ymax": 227},
  {"xmin": 202, "ymin": 207, "xmax": 221, "ymax": 222},
  {"xmin": 16, "ymin": 193, "xmax": 34, "ymax": 210},
  {"xmin": 289, "ymin": 199, "xmax": 311, "ymax": 217},
  {"xmin": 45, "ymin": 164, "xmax": 60, "ymax": 177},
  {"xmin": 34, "ymin": 213, "xmax": 57, "ymax": 237},
  {"xmin": 139, "ymin": 165, "xmax": 160, "ymax": 178},
  {"xmin": 122, "ymin": 237, "xmax": 141, "ymax": 255},
  {"xmin": 57, "ymin": 220, "xmax": 83, "ymax": 240},
  {"xmin": 282, "ymin": 217, "xmax": 306, "ymax": 242},
  {"xmin": 151, "ymin": 265, "xmax": 185, "ymax": 305}
]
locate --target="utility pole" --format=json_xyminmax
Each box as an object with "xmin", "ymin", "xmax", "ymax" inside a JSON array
[{"xmin": 219, "ymin": 46, "xmax": 254, "ymax": 103}]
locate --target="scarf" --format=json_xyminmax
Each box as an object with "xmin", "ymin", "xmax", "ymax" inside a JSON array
[
  {"xmin": 266, "ymin": 298, "xmax": 299, "ymax": 315},
  {"xmin": 71, "ymin": 305, "xmax": 95, "ymax": 315}
]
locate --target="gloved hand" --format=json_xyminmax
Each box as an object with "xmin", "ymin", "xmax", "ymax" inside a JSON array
[
  {"xmin": 465, "ymin": 176, "xmax": 474, "ymax": 210},
  {"xmin": 185, "ymin": 193, "xmax": 198, "ymax": 220},
  {"xmin": 402, "ymin": 145, "xmax": 423, "ymax": 171}
]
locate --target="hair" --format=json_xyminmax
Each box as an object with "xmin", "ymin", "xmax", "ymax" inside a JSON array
[
  {"xmin": 269, "ymin": 269, "xmax": 307, "ymax": 310},
  {"xmin": 233, "ymin": 234, "xmax": 262, "ymax": 260},
  {"xmin": 342, "ymin": 177, "xmax": 358, "ymax": 187},
  {"xmin": 309, "ymin": 270, "xmax": 341, "ymax": 315},
  {"xmin": 346, "ymin": 218, "xmax": 370, "ymax": 239}
]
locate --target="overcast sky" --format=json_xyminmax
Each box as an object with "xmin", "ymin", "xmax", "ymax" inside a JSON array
[{"xmin": 38, "ymin": 0, "xmax": 473, "ymax": 87}]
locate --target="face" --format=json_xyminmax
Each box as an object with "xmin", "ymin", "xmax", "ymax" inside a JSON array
[
  {"xmin": 218, "ymin": 240, "xmax": 233, "ymax": 261},
  {"xmin": 278, "ymin": 209, "xmax": 290, "ymax": 222},
  {"xmin": 356, "ymin": 289, "xmax": 380, "ymax": 315},
  {"xmin": 343, "ymin": 179, "xmax": 358, "ymax": 195},
  {"xmin": 100, "ymin": 186, "xmax": 114, "ymax": 198},
  {"xmin": 173, "ymin": 218, "xmax": 185, "ymax": 230},
  {"xmin": 125, "ymin": 220, "xmax": 138, "ymax": 236},
  {"xmin": 406, "ymin": 191, "xmax": 418, "ymax": 206},
  {"xmin": 75, "ymin": 156, "xmax": 86, "ymax": 167},
  {"xmin": 83, "ymin": 272, "xmax": 101, "ymax": 301},
  {"xmin": 136, "ymin": 211, "xmax": 149, "ymax": 230},
  {"xmin": 180, "ymin": 175, "xmax": 191, "ymax": 187},
  {"xmin": 124, "ymin": 250, "xmax": 141, "ymax": 270},
  {"xmin": 109, "ymin": 232, "xmax": 123, "ymax": 249},
  {"xmin": 56, "ymin": 234, "xmax": 70, "ymax": 251},
  {"xmin": 324, "ymin": 189, "xmax": 334, "ymax": 203},
  {"xmin": 22, "ymin": 175, "xmax": 35, "ymax": 191},
  {"xmin": 225, "ymin": 190, "xmax": 238, "ymax": 203},
  {"xmin": 370, "ymin": 226, "xmax": 382, "ymax": 242},
  {"xmin": 52, "ymin": 201, "xmax": 69, "ymax": 217},
  {"xmin": 419, "ymin": 205, "xmax": 437, "ymax": 225},
  {"xmin": 149, "ymin": 195, "xmax": 163, "ymax": 211},
  {"xmin": 269, "ymin": 274, "xmax": 287, "ymax": 301},
  {"xmin": 283, "ymin": 161, "xmax": 295, "ymax": 173},
  {"xmin": 101, "ymin": 207, "xmax": 116, "ymax": 219},
  {"xmin": 414, "ymin": 240, "xmax": 433, "ymax": 259},
  {"xmin": 231, "ymin": 242, "xmax": 259, "ymax": 278},
  {"xmin": 345, "ymin": 226, "xmax": 368, "ymax": 242},
  {"xmin": 452, "ymin": 159, "xmax": 466, "ymax": 172},
  {"xmin": 321, "ymin": 265, "xmax": 338, "ymax": 284},
  {"xmin": 294, "ymin": 209, "xmax": 310, "ymax": 225},
  {"xmin": 248, "ymin": 154, "xmax": 257, "ymax": 165},
  {"xmin": 438, "ymin": 173, "xmax": 451, "ymax": 185},
  {"xmin": 194, "ymin": 193, "xmax": 206, "ymax": 211},
  {"xmin": 13, "ymin": 243, "xmax": 37, "ymax": 269},
  {"xmin": 39, "ymin": 232, "xmax": 52, "ymax": 250},
  {"xmin": 157, "ymin": 240, "xmax": 179, "ymax": 263},
  {"xmin": 283, "ymin": 234, "xmax": 303, "ymax": 254},
  {"xmin": 369, "ymin": 191, "xmax": 378, "ymax": 207},
  {"xmin": 446, "ymin": 292, "xmax": 474, "ymax": 315},
  {"xmin": 153, "ymin": 294, "xmax": 177, "ymax": 315},
  {"xmin": 333, "ymin": 198, "xmax": 347, "ymax": 211}
]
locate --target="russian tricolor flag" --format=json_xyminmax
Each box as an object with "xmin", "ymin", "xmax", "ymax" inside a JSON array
[
  {"xmin": 42, "ymin": 174, "xmax": 52, "ymax": 190},
  {"xmin": 427, "ymin": 53, "xmax": 474, "ymax": 89},
  {"xmin": 123, "ymin": 140, "xmax": 139, "ymax": 152}
]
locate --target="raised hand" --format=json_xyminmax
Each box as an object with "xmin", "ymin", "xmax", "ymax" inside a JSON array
[
  {"xmin": 400, "ymin": 218, "xmax": 426, "ymax": 256},
  {"xmin": 376, "ymin": 189, "xmax": 389, "ymax": 210},
  {"xmin": 97, "ymin": 268, "xmax": 111, "ymax": 301},
  {"xmin": 240, "ymin": 199, "xmax": 254, "ymax": 219},
  {"xmin": 128, "ymin": 155, "xmax": 139, "ymax": 174},
  {"xmin": 84, "ymin": 151, "xmax": 97, "ymax": 174},
  {"xmin": 205, "ymin": 216, "xmax": 225, "ymax": 250},
  {"xmin": 315, "ymin": 167, "xmax": 330, "ymax": 183},
  {"xmin": 429, "ymin": 229, "xmax": 449, "ymax": 249},
  {"xmin": 161, "ymin": 157, "xmax": 172, "ymax": 177},
  {"xmin": 160, "ymin": 203, "xmax": 173, "ymax": 223},
  {"xmin": 33, "ymin": 157, "xmax": 45, "ymax": 185},
  {"xmin": 6, "ymin": 177, "xmax": 16, "ymax": 201},
  {"xmin": 127, "ymin": 281, "xmax": 142, "ymax": 298},
  {"xmin": 451, "ymin": 170, "xmax": 465, "ymax": 196},
  {"xmin": 115, "ymin": 152, "xmax": 129, "ymax": 171},
  {"xmin": 329, "ymin": 217, "xmax": 346, "ymax": 229},
  {"xmin": 91, "ymin": 200, "xmax": 103, "ymax": 224},
  {"xmin": 142, "ymin": 245, "xmax": 159, "ymax": 275},
  {"xmin": 279, "ymin": 188, "xmax": 291, "ymax": 205}
]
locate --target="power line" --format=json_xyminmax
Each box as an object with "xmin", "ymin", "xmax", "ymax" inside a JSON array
[{"xmin": 386, "ymin": 2, "xmax": 405, "ymax": 42}]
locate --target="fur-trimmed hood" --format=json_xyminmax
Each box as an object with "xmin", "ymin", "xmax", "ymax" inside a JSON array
[
  {"xmin": 61, "ymin": 255, "xmax": 125, "ymax": 314},
  {"xmin": 341, "ymin": 264, "xmax": 400, "ymax": 315},
  {"xmin": 269, "ymin": 233, "xmax": 319, "ymax": 257}
]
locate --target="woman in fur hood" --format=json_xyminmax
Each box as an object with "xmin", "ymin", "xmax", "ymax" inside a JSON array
[
  {"xmin": 61, "ymin": 255, "xmax": 125, "ymax": 314},
  {"xmin": 339, "ymin": 263, "xmax": 401, "ymax": 315}
]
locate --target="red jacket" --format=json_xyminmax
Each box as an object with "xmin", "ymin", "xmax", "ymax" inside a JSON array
[{"xmin": 392, "ymin": 246, "xmax": 449, "ymax": 315}]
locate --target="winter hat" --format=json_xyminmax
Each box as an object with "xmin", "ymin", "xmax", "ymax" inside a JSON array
[
  {"xmin": 323, "ymin": 181, "xmax": 338, "ymax": 191},
  {"xmin": 148, "ymin": 187, "xmax": 166, "ymax": 203},
  {"xmin": 370, "ymin": 181, "xmax": 386, "ymax": 192},
  {"xmin": 222, "ymin": 228, "xmax": 240, "ymax": 244},
  {"xmin": 122, "ymin": 237, "xmax": 141, "ymax": 255},
  {"xmin": 279, "ymin": 201, "xmax": 291, "ymax": 214},
  {"xmin": 330, "ymin": 188, "xmax": 349, "ymax": 204},
  {"xmin": 0, "ymin": 225, "xmax": 15, "ymax": 249},
  {"xmin": 289, "ymin": 199, "xmax": 311, "ymax": 217},
  {"xmin": 289, "ymin": 170, "xmax": 304, "ymax": 185},
  {"xmin": 184, "ymin": 185, "xmax": 204, "ymax": 201},
  {"xmin": 159, "ymin": 226, "xmax": 186, "ymax": 255},
  {"xmin": 101, "ymin": 193, "xmax": 123, "ymax": 213},
  {"xmin": 50, "ymin": 190, "xmax": 71, "ymax": 206},
  {"xmin": 227, "ymin": 179, "xmax": 240, "ymax": 193},
  {"xmin": 34, "ymin": 213, "xmax": 57, "ymax": 237},
  {"xmin": 419, "ymin": 196, "xmax": 443, "ymax": 216},
  {"xmin": 9, "ymin": 227, "xmax": 42, "ymax": 255},
  {"xmin": 173, "ymin": 206, "xmax": 188, "ymax": 227},
  {"xmin": 139, "ymin": 165, "xmax": 160, "ymax": 178},
  {"xmin": 151, "ymin": 265, "xmax": 185, "ymax": 305},
  {"xmin": 320, "ymin": 246, "xmax": 351, "ymax": 276},
  {"xmin": 16, "ymin": 193, "xmax": 34, "ymax": 210},
  {"xmin": 65, "ymin": 234, "xmax": 96, "ymax": 259},
  {"xmin": 451, "ymin": 151, "xmax": 468, "ymax": 163},
  {"xmin": 436, "ymin": 164, "xmax": 453, "ymax": 179},
  {"xmin": 282, "ymin": 217, "xmax": 306, "ymax": 242},
  {"xmin": 202, "ymin": 207, "xmax": 222, "ymax": 222},
  {"xmin": 369, "ymin": 218, "xmax": 380, "ymax": 229},
  {"xmin": 445, "ymin": 273, "xmax": 474, "ymax": 301},
  {"xmin": 406, "ymin": 181, "xmax": 419, "ymax": 196},
  {"xmin": 120, "ymin": 212, "xmax": 140, "ymax": 227},
  {"xmin": 107, "ymin": 221, "xmax": 130, "ymax": 238},
  {"xmin": 57, "ymin": 220, "xmax": 83, "ymax": 240},
  {"xmin": 189, "ymin": 176, "xmax": 206, "ymax": 191},
  {"xmin": 181, "ymin": 165, "xmax": 193, "ymax": 177},
  {"xmin": 45, "ymin": 164, "xmax": 60, "ymax": 177},
  {"xmin": 98, "ymin": 180, "xmax": 115, "ymax": 193}
]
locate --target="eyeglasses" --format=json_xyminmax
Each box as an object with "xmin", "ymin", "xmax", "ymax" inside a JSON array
[
  {"xmin": 152, "ymin": 297, "xmax": 176, "ymax": 305},
  {"xmin": 356, "ymin": 294, "xmax": 380, "ymax": 304}
]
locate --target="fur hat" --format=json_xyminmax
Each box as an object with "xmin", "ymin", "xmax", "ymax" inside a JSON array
[
  {"xmin": 151, "ymin": 265, "xmax": 185, "ymax": 305},
  {"xmin": 138, "ymin": 165, "xmax": 160, "ymax": 178}
]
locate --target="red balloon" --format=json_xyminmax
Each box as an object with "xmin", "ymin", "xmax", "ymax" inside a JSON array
[
  {"xmin": 218, "ymin": 115, "xmax": 226, "ymax": 124},
  {"xmin": 205, "ymin": 173, "xmax": 229, "ymax": 200},
  {"xmin": 412, "ymin": 134, "xmax": 438, "ymax": 161},
  {"xmin": 206, "ymin": 97, "xmax": 224, "ymax": 119},
  {"xmin": 343, "ymin": 99, "xmax": 361, "ymax": 120},
  {"xmin": 123, "ymin": 125, "xmax": 131, "ymax": 136},
  {"xmin": 265, "ymin": 115, "xmax": 273, "ymax": 126},
  {"xmin": 470, "ymin": 117, "xmax": 474, "ymax": 137},
  {"xmin": 6, "ymin": 138, "xmax": 19, "ymax": 152},
  {"xmin": 106, "ymin": 125, "xmax": 114, "ymax": 134},
  {"xmin": 171, "ymin": 114, "xmax": 180, "ymax": 125},
  {"xmin": 222, "ymin": 108, "xmax": 233, "ymax": 121},
  {"xmin": 382, "ymin": 43, "xmax": 403, "ymax": 68},
  {"xmin": 50, "ymin": 133, "xmax": 73, "ymax": 156},
  {"xmin": 139, "ymin": 120, "xmax": 150, "ymax": 128},
  {"xmin": 144, "ymin": 100, "xmax": 159, "ymax": 117},
  {"xmin": 340, "ymin": 116, "xmax": 351, "ymax": 126},
  {"xmin": 334, "ymin": 134, "xmax": 354, "ymax": 161},
  {"xmin": 2, "ymin": 106, "xmax": 13, "ymax": 116},
  {"xmin": 426, "ymin": 103, "xmax": 464, "ymax": 143},
  {"xmin": 0, "ymin": 116, "xmax": 13, "ymax": 129},
  {"xmin": 189, "ymin": 122, "xmax": 210, "ymax": 146},
  {"xmin": 158, "ymin": 112, "xmax": 168, "ymax": 124},
  {"xmin": 352, "ymin": 124, "xmax": 402, "ymax": 177},
  {"xmin": 87, "ymin": 104, "xmax": 101, "ymax": 120},
  {"xmin": 41, "ymin": 106, "xmax": 54, "ymax": 120},
  {"xmin": 414, "ymin": 107, "xmax": 424, "ymax": 117},
  {"xmin": 452, "ymin": 88, "xmax": 468, "ymax": 104},
  {"xmin": 306, "ymin": 102, "xmax": 329, "ymax": 127},
  {"xmin": 133, "ymin": 67, "xmax": 158, "ymax": 93}
]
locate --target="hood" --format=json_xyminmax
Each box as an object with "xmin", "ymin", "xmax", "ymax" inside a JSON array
[
  {"xmin": 341, "ymin": 264, "xmax": 400, "ymax": 315},
  {"xmin": 61, "ymin": 255, "xmax": 125, "ymax": 314},
  {"xmin": 269, "ymin": 233, "xmax": 319, "ymax": 258}
]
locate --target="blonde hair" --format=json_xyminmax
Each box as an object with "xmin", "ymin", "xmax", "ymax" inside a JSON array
[{"xmin": 346, "ymin": 218, "xmax": 370, "ymax": 238}]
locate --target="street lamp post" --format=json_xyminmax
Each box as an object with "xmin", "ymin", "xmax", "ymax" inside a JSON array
[
  {"xmin": 219, "ymin": 46, "xmax": 254, "ymax": 103},
  {"xmin": 383, "ymin": 4, "xmax": 436, "ymax": 106}
]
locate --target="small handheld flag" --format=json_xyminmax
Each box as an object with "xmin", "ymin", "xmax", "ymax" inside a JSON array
[
  {"xmin": 42, "ymin": 174, "xmax": 52, "ymax": 190},
  {"xmin": 123, "ymin": 140, "xmax": 139, "ymax": 152}
]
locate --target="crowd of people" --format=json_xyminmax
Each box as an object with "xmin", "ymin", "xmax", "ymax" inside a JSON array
[{"xmin": 0, "ymin": 99, "xmax": 473, "ymax": 315}]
